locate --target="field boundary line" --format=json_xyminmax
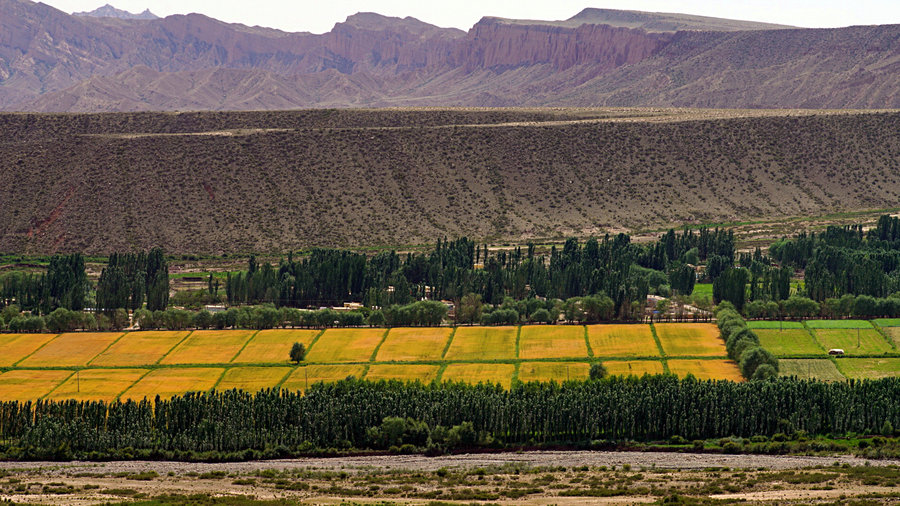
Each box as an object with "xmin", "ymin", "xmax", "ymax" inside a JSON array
[
  {"xmin": 304, "ymin": 328, "xmax": 328, "ymax": 357},
  {"xmin": 39, "ymin": 369, "xmax": 77, "ymax": 401},
  {"xmin": 117, "ymin": 368, "xmax": 155, "ymax": 402},
  {"xmin": 156, "ymin": 330, "xmax": 195, "ymax": 365},
  {"xmin": 434, "ymin": 363, "xmax": 449, "ymax": 384},
  {"xmin": 85, "ymin": 332, "xmax": 128, "ymax": 367},
  {"xmin": 440, "ymin": 327, "xmax": 458, "ymax": 360},
  {"xmin": 211, "ymin": 367, "xmax": 230, "ymax": 391},
  {"xmin": 360, "ymin": 363, "xmax": 372, "ymax": 380},
  {"xmin": 272, "ymin": 367, "xmax": 293, "ymax": 391},
  {"xmin": 12, "ymin": 333, "xmax": 61, "ymax": 367},
  {"xmin": 649, "ymin": 323, "xmax": 670, "ymax": 373},
  {"xmin": 228, "ymin": 329, "xmax": 262, "ymax": 363},
  {"xmin": 511, "ymin": 362, "xmax": 520, "ymax": 385},
  {"xmin": 799, "ymin": 321, "xmax": 828, "ymax": 353},
  {"xmin": 369, "ymin": 328, "xmax": 391, "ymax": 362},
  {"xmin": 583, "ymin": 325, "xmax": 594, "ymax": 358}
]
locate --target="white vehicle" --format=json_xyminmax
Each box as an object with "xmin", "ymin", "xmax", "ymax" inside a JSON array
[{"xmin": 828, "ymin": 349, "xmax": 845, "ymax": 356}]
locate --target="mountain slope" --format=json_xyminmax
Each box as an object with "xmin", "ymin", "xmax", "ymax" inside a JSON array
[
  {"xmin": 1, "ymin": 0, "xmax": 898, "ymax": 111},
  {"xmin": 1, "ymin": 109, "xmax": 898, "ymax": 254}
]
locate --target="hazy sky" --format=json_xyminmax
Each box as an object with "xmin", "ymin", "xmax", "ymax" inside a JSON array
[{"xmin": 40, "ymin": 1, "xmax": 900, "ymax": 33}]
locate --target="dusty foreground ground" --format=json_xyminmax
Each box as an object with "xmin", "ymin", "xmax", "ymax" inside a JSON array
[{"xmin": 1, "ymin": 451, "xmax": 899, "ymax": 504}]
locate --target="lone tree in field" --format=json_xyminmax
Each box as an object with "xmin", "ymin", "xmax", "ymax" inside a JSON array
[
  {"xmin": 589, "ymin": 362, "xmax": 607, "ymax": 380},
  {"xmin": 290, "ymin": 342, "xmax": 306, "ymax": 364}
]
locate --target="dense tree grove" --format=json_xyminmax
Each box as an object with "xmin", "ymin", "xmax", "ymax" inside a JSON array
[
  {"xmin": 0, "ymin": 377, "xmax": 897, "ymax": 457},
  {"xmin": 715, "ymin": 303, "xmax": 779, "ymax": 380},
  {"xmin": 770, "ymin": 217, "xmax": 900, "ymax": 300},
  {"xmin": 0, "ymin": 253, "xmax": 88, "ymax": 314}
]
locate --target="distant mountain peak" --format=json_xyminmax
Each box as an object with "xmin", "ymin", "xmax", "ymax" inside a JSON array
[{"xmin": 74, "ymin": 4, "xmax": 158, "ymax": 20}]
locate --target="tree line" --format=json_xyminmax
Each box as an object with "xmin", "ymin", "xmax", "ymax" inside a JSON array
[{"xmin": 0, "ymin": 376, "xmax": 897, "ymax": 459}]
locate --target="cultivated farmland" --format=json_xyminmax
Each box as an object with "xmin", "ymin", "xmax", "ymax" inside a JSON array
[
  {"xmin": 46, "ymin": 368, "xmax": 149, "ymax": 402},
  {"xmin": 375, "ymin": 327, "xmax": 452, "ymax": 362},
  {"xmin": 667, "ymin": 360, "xmax": 744, "ymax": 382},
  {"xmin": 604, "ymin": 360, "xmax": 666, "ymax": 377},
  {"xmin": 18, "ymin": 333, "xmax": 123, "ymax": 367},
  {"xmin": 232, "ymin": 329, "xmax": 320, "ymax": 364},
  {"xmin": 879, "ymin": 327, "xmax": 900, "ymax": 348},
  {"xmin": 0, "ymin": 370, "xmax": 72, "ymax": 402},
  {"xmin": 120, "ymin": 368, "xmax": 224, "ymax": 401},
  {"xmin": 216, "ymin": 367, "xmax": 292, "ymax": 392},
  {"xmin": 835, "ymin": 358, "xmax": 900, "ymax": 380},
  {"xmin": 0, "ymin": 333, "xmax": 57, "ymax": 366},
  {"xmin": 755, "ymin": 329, "xmax": 824, "ymax": 356},
  {"xmin": 586, "ymin": 325, "xmax": 661, "ymax": 357},
  {"xmin": 655, "ymin": 324, "xmax": 726, "ymax": 357},
  {"xmin": 518, "ymin": 325, "xmax": 588, "ymax": 359},
  {"xmin": 305, "ymin": 328, "xmax": 387, "ymax": 363},
  {"xmin": 159, "ymin": 330, "xmax": 255, "ymax": 364},
  {"xmin": 281, "ymin": 364, "xmax": 368, "ymax": 391},
  {"xmin": 89, "ymin": 331, "xmax": 189, "ymax": 366},
  {"xmin": 778, "ymin": 359, "xmax": 846, "ymax": 381},
  {"xmin": 441, "ymin": 363, "xmax": 516, "ymax": 388},
  {"xmin": 366, "ymin": 364, "xmax": 440, "ymax": 383},
  {"xmin": 810, "ymin": 328, "xmax": 894, "ymax": 356},
  {"xmin": 518, "ymin": 362, "xmax": 590, "ymax": 383},
  {"xmin": 443, "ymin": 326, "xmax": 517, "ymax": 361}
]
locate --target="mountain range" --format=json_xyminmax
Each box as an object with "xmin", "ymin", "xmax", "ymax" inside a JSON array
[{"xmin": 1, "ymin": 0, "xmax": 899, "ymax": 111}]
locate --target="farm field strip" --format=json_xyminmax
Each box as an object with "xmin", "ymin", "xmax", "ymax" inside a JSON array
[
  {"xmin": 805, "ymin": 320, "xmax": 874, "ymax": 329},
  {"xmin": 746, "ymin": 321, "xmax": 805, "ymax": 329},
  {"xmin": 375, "ymin": 327, "xmax": 452, "ymax": 362},
  {"xmin": 755, "ymin": 329, "xmax": 824, "ymax": 356},
  {"xmin": 46, "ymin": 368, "xmax": 150, "ymax": 402},
  {"xmin": 667, "ymin": 359, "xmax": 744, "ymax": 382},
  {"xmin": 778, "ymin": 359, "xmax": 846, "ymax": 381},
  {"xmin": 232, "ymin": 329, "xmax": 320, "ymax": 364},
  {"xmin": 440, "ymin": 363, "xmax": 515, "ymax": 388},
  {"xmin": 603, "ymin": 360, "xmax": 666, "ymax": 377},
  {"xmin": 89, "ymin": 331, "xmax": 190, "ymax": 367},
  {"xmin": 518, "ymin": 361, "xmax": 590, "ymax": 383},
  {"xmin": 215, "ymin": 367, "xmax": 293, "ymax": 392},
  {"xmin": 874, "ymin": 318, "xmax": 900, "ymax": 327},
  {"xmin": 810, "ymin": 328, "xmax": 894, "ymax": 355},
  {"xmin": 0, "ymin": 370, "xmax": 74, "ymax": 401},
  {"xmin": 305, "ymin": 328, "xmax": 387, "ymax": 363},
  {"xmin": 443, "ymin": 326, "xmax": 517, "ymax": 361},
  {"xmin": 159, "ymin": 330, "xmax": 256, "ymax": 365},
  {"xmin": 365, "ymin": 364, "xmax": 440, "ymax": 383},
  {"xmin": 654, "ymin": 324, "xmax": 726, "ymax": 357},
  {"xmin": 834, "ymin": 357, "xmax": 900, "ymax": 380},
  {"xmin": 281, "ymin": 364, "xmax": 368, "ymax": 391},
  {"xmin": 17, "ymin": 332, "xmax": 124, "ymax": 367},
  {"xmin": 120, "ymin": 367, "xmax": 225, "ymax": 401},
  {"xmin": 518, "ymin": 326, "xmax": 588, "ymax": 359},
  {"xmin": 0, "ymin": 334, "xmax": 57, "ymax": 367},
  {"xmin": 586, "ymin": 325, "xmax": 661, "ymax": 357},
  {"xmin": 879, "ymin": 327, "xmax": 900, "ymax": 348}
]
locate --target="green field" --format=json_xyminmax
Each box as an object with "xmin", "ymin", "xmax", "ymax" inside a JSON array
[
  {"xmin": 778, "ymin": 359, "xmax": 846, "ymax": 381},
  {"xmin": 746, "ymin": 320, "xmax": 805, "ymax": 329},
  {"xmin": 755, "ymin": 329, "xmax": 824, "ymax": 356},
  {"xmin": 810, "ymin": 328, "xmax": 894, "ymax": 356},
  {"xmin": 835, "ymin": 358, "xmax": 900, "ymax": 380},
  {"xmin": 805, "ymin": 320, "xmax": 874, "ymax": 329},
  {"xmin": 874, "ymin": 318, "xmax": 900, "ymax": 327}
]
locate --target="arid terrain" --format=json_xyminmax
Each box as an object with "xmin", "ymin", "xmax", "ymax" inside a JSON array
[
  {"xmin": 2, "ymin": 452, "xmax": 899, "ymax": 504},
  {"xmin": 1, "ymin": 108, "xmax": 898, "ymax": 254},
  {"xmin": 2, "ymin": 1, "xmax": 899, "ymax": 111}
]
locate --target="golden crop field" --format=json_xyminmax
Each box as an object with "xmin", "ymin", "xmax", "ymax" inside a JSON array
[
  {"xmin": 281, "ymin": 364, "xmax": 368, "ymax": 391},
  {"xmin": 443, "ymin": 326, "xmax": 517, "ymax": 361},
  {"xmin": 90, "ymin": 331, "xmax": 189, "ymax": 367},
  {"xmin": 655, "ymin": 324, "xmax": 727, "ymax": 357},
  {"xmin": 0, "ymin": 370, "xmax": 72, "ymax": 401},
  {"xmin": 667, "ymin": 359, "xmax": 743, "ymax": 382},
  {"xmin": 518, "ymin": 326, "xmax": 588, "ymax": 359},
  {"xmin": 375, "ymin": 327, "xmax": 452, "ymax": 362},
  {"xmin": 120, "ymin": 368, "xmax": 225, "ymax": 401},
  {"xmin": 305, "ymin": 328, "xmax": 387, "ymax": 363},
  {"xmin": 366, "ymin": 364, "xmax": 440, "ymax": 383},
  {"xmin": 0, "ymin": 333, "xmax": 57, "ymax": 366},
  {"xmin": 159, "ymin": 330, "xmax": 255, "ymax": 365},
  {"xmin": 215, "ymin": 367, "xmax": 292, "ymax": 392},
  {"xmin": 46, "ymin": 368, "xmax": 149, "ymax": 402},
  {"xmin": 778, "ymin": 359, "xmax": 846, "ymax": 381},
  {"xmin": 18, "ymin": 332, "xmax": 123, "ymax": 367},
  {"xmin": 603, "ymin": 360, "xmax": 665, "ymax": 377},
  {"xmin": 518, "ymin": 361, "xmax": 589, "ymax": 383},
  {"xmin": 882, "ymin": 327, "xmax": 900, "ymax": 348},
  {"xmin": 441, "ymin": 363, "xmax": 515, "ymax": 388},
  {"xmin": 586, "ymin": 325, "xmax": 660, "ymax": 357},
  {"xmin": 232, "ymin": 329, "xmax": 320, "ymax": 364}
]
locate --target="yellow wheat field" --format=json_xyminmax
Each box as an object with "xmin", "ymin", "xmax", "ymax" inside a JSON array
[
  {"xmin": 518, "ymin": 361, "xmax": 589, "ymax": 383},
  {"xmin": 232, "ymin": 329, "xmax": 320, "ymax": 364},
  {"xmin": 654, "ymin": 324, "xmax": 727, "ymax": 357},
  {"xmin": 0, "ymin": 334, "xmax": 58, "ymax": 366},
  {"xmin": 603, "ymin": 360, "xmax": 666, "ymax": 377},
  {"xmin": 519, "ymin": 325, "xmax": 588, "ymax": 359},
  {"xmin": 444, "ymin": 326, "xmax": 517, "ymax": 361},
  {"xmin": 0, "ymin": 370, "xmax": 73, "ymax": 401},
  {"xmin": 375, "ymin": 327, "xmax": 452, "ymax": 362},
  {"xmin": 120, "ymin": 367, "xmax": 225, "ymax": 401},
  {"xmin": 215, "ymin": 367, "xmax": 292, "ymax": 392},
  {"xmin": 46, "ymin": 368, "xmax": 149, "ymax": 402},
  {"xmin": 18, "ymin": 333, "xmax": 124, "ymax": 367},
  {"xmin": 281, "ymin": 364, "xmax": 367, "ymax": 391},
  {"xmin": 441, "ymin": 363, "xmax": 515, "ymax": 388},
  {"xmin": 305, "ymin": 328, "xmax": 386, "ymax": 363},
  {"xmin": 365, "ymin": 364, "xmax": 440, "ymax": 383},
  {"xmin": 586, "ymin": 325, "xmax": 661, "ymax": 357},
  {"xmin": 159, "ymin": 330, "xmax": 255, "ymax": 365},
  {"xmin": 90, "ymin": 331, "xmax": 189, "ymax": 367},
  {"xmin": 667, "ymin": 359, "xmax": 744, "ymax": 381}
]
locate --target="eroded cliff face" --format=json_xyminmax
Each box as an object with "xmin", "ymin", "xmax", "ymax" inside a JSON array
[{"xmin": 454, "ymin": 19, "xmax": 671, "ymax": 72}]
